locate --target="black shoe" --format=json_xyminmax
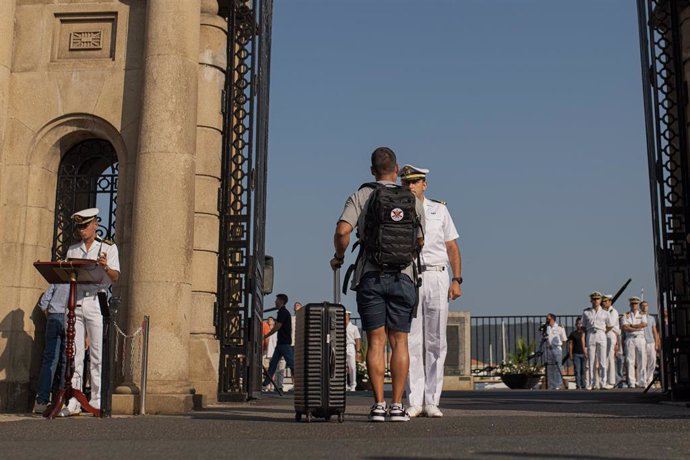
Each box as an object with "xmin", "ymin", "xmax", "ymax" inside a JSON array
[
  {"xmin": 369, "ymin": 403, "xmax": 387, "ymax": 422},
  {"xmin": 388, "ymin": 403, "xmax": 410, "ymax": 422}
]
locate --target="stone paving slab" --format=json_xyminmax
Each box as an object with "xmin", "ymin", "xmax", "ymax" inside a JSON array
[{"xmin": 1, "ymin": 390, "xmax": 689, "ymax": 459}]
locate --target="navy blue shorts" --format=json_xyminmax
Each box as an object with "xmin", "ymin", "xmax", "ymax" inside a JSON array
[{"xmin": 356, "ymin": 272, "xmax": 417, "ymax": 333}]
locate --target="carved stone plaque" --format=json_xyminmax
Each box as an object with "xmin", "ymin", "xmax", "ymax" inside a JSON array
[
  {"xmin": 53, "ymin": 13, "xmax": 117, "ymax": 61},
  {"xmin": 69, "ymin": 31, "xmax": 103, "ymax": 51}
]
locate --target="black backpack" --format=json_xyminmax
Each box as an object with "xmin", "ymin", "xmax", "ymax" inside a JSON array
[{"xmin": 359, "ymin": 182, "xmax": 421, "ymax": 270}]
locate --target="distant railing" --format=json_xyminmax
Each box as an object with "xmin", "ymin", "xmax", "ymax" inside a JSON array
[{"xmin": 471, "ymin": 315, "xmax": 581, "ymax": 375}]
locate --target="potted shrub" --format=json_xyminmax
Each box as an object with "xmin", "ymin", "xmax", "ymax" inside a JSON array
[
  {"xmin": 496, "ymin": 337, "xmax": 543, "ymax": 389},
  {"xmin": 356, "ymin": 361, "xmax": 371, "ymax": 391}
]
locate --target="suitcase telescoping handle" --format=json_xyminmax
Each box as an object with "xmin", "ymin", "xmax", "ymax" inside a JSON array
[{"xmin": 333, "ymin": 268, "xmax": 341, "ymax": 304}]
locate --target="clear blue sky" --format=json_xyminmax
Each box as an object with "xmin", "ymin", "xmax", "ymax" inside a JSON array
[{"xmin": 264, "ymin": 0, "xmax": 655, "ymax": 317}]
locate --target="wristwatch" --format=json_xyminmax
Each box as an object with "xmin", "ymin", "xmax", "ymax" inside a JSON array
[{"xmin": 452, "ymin": 277, "xmax": 463, "ymax": 285}]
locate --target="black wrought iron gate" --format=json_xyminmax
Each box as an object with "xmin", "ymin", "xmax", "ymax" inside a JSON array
[
  {"xmin": 216, "ymin": 0, "xmax": 273, "ymax": 401},
  {"xmin": 52, "ymin": 139, "xmax": 118, "ymax": 260},
  {"xmin": 638, "ymin": 0, "xmax": 690, "ymax": 399}
]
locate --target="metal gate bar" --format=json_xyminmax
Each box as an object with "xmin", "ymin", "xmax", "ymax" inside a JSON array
[
  {"xmin": 217, "ymin": 0, "xmax": 273, "ymax": 401},
  {"xmin": 638, "ymin": 0, "xmax": 690, "ymax": 399}
]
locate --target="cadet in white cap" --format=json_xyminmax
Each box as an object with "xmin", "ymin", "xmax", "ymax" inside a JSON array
[
  {"xmin": 622, "ymin": 296, "xmax": 647, "ymax": 388},
  {"xmin": 640, "ymin": 300, "xmax": 659, "ymax": 387},
  {"xmin": 345, "ymin": 311, "xmax": 362, "ymax": 391},
  {"xmin": 60, "ymin": 208, "xmax": 120, "ymax": 416},
  {"xmin": 581, "ymin": 291, "xmax": 614, "ymax": 390},
  {"xmin": 544, "ymin": 313, "xmax": 567, "ymax": 389},
  {"xmin": 601, "ymin": 294, "xmax": 621, "ymax": 388},
  {"xmin": 401, "ymin": 165, "xmax": 462, "ymax": 417}
]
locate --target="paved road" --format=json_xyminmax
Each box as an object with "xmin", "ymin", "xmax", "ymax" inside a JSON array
[{"xmin": 1, "ymin": 390, "xmax": 689, "ymax": 459}]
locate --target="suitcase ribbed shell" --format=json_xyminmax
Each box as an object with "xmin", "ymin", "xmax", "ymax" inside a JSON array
[{"xmin": 294, "ymin": 302, "xmax": 346, "ymax": 421}]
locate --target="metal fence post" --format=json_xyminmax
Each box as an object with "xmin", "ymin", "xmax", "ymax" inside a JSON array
[{"xmin": 140, "ymin": 315, "xmax": 150, "ymax": 415}]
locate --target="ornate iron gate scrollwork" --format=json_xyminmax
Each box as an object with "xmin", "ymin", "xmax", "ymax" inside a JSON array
[
  {"xmin": 217, "ymin": 0, "xmax": 273, "ymax": 401},
  {"xmin": 52, "ymin": 139, "xmax": 118, "ymax": 260},
  {"xmin": 638, "ymin": 0, "xmax": 690, "ymax": 399}
]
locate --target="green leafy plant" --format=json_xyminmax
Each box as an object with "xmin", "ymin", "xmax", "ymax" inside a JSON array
[{"xmin": 495, "ymin": 337, "xmax": 543, "ymax": 376}]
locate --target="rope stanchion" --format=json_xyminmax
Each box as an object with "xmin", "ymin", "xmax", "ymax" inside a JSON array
[
  {"xmin": 112, "ymin": 317, "xmax": 149, "ymax": 415},
  {"xmin": 114, "ymin": 323, "xmax": 143, "ymax": 380}
]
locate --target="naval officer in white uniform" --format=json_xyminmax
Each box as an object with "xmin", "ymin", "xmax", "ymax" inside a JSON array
[
  {"xmin": 60, "ymin": 208, "xmax": 120, "ymax": 416},
  {"xmin": 401, "ymin": 165, "xmax": 462, "ymax": 418},
  {"xmin": 622, "ymin": 296, "xmax": 647, "ymax": 388},
  {"xmin": 602, "ymin": 294, "xmax": 621, "ymax": 387},
  {"xmin": 582, "ymin": 291, "xmax": 614, "ymax": 390}
]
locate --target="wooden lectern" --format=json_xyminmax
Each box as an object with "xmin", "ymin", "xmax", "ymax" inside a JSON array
[{"xmin": 34, "ymin": 260, "xmax": 106, "ymax": 418}]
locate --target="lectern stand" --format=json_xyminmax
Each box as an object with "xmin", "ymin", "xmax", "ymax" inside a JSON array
[{"xmin": 34, "ymin": 260, "xmax": 106, "ymax": 418}]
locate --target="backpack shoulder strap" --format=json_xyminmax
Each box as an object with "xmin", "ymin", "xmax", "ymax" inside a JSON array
[{"xmin": 359, "ymin": 181, "xmax": 385, "ymax": 191}]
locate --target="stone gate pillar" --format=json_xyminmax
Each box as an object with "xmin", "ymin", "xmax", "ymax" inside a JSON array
[
  {"xmin": 0, "ymin": 0, "xmax": 15, "ymax": 166},
  {"xmin": 189, "ymin": 0, "xmax": 226, "ymax": 405},
  {"xmin": 127, "ymin": 0, "xmax": 201, "ymax": 414}
]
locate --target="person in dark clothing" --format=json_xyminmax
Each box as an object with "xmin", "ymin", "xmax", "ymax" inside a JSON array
[
  {"xmin": 567, "ymin": 317, "xmax": 587, "ymax": 389},
  {"xmin": 262, "ymin": 293, "xmax": 294, "ymax": 390}
]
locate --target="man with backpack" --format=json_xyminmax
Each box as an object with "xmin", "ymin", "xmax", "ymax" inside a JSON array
[
  {"xmin": 331, "ymin": 147, "xmax": 425, "ymax": 422},
  {"xmin": 400, "ymin": 165, "xmax": 462, "ymax": 417}
]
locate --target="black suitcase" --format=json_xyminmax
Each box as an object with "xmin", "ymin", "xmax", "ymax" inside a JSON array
[{"xmin": 294, "ymin": 270, "xmax": 347, "ymax": 423}]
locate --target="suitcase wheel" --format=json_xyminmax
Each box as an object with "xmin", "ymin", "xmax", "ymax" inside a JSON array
[{"xmin": 338, "ymin": 413, "xmax": 345, "ymax": 423}]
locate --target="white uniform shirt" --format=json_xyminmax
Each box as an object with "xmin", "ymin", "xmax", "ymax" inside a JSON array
[
  {"xmin": 267, "ymin": 332, "xmax": 277, "ymax": 357},
  {"xmin": 346, "ymin": 322, "xmax": 361, "ymax": 353},
  {"xmin": 622, "ymin": 310, "xmax": 647, "ymax": 338},
  {"xmin": 420, "ymin": 199, "xmax": 459, "ymax": 267},
  {"xmin": 546, "ymin": 323, "xmax": 567, "ymax": 349},
  {"xmin": 582, "ymin": 306, "xmax": 612, "ymax": 333},
  {"xmin": 607, "ymin": 307, "xmax": 621, "ymax": 335},
  {"xmin": 66, "ymin": 237, "xmax": 120, "ymax": 301}
]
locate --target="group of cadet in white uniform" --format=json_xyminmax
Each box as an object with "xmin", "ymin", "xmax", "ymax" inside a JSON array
[{"xmin": 544, "ymin": 291, "xmax": 660, "ymax": 390}]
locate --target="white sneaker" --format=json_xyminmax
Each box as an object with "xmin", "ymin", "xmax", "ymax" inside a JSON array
[
  {"xmin": 406, "ymin": 405, "xmax": 424, "ymax": 418},
  {"xmin": 58, "ymin": 398, "xmax": 81, "ymax": 417},
  {"xmin": 58, "ymin": 406, "xmax": 80, "ymax": 417},
  {"xmin": 602, "ymin": 384, "xmax": 614, "ymax": 390},
  {"xmin": 585, "ymin": 385, "xmax": 593, "ymax": 390},
  {"xmin": 424, "ymin": 404, "xmax": 443, "ymax": 418}
]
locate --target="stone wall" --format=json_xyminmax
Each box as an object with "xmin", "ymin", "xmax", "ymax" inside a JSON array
[
  {"xmin": 443, "ymin": 311, "xmax": 473, "ymax": 391},
  {"xmin": 0, "ymin": 0, "xmax": 146, "ymax": 412}
]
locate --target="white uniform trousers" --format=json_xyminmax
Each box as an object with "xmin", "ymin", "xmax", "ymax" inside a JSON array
[
  {"xmin": 586, "ymin": 331, "xmax": 607, "ymax": 389},
  {"xmin": 70, "ymin": 298, "xmax": 103, "ymax": 409},
  {"xmin": 406, "ymin": 270, "xmax": 449, "ymax": 407},
  {"xmin": 605, "ymin": 331, "xmax": 618, "ymax": 386},
  {"xmin": 346, "ymin": 345, "xmax": 357, "ymax": 390},
  {"xmin": 642, "ymin": 342, "xmax": 656, "ymax": 387},
  {"xmin": 625, "ymin": 336, "xmax": 646, "ymax": 388},
  {"xmin": 546, "ymin": 346, "xmax": 563, "ymax": 389}
]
